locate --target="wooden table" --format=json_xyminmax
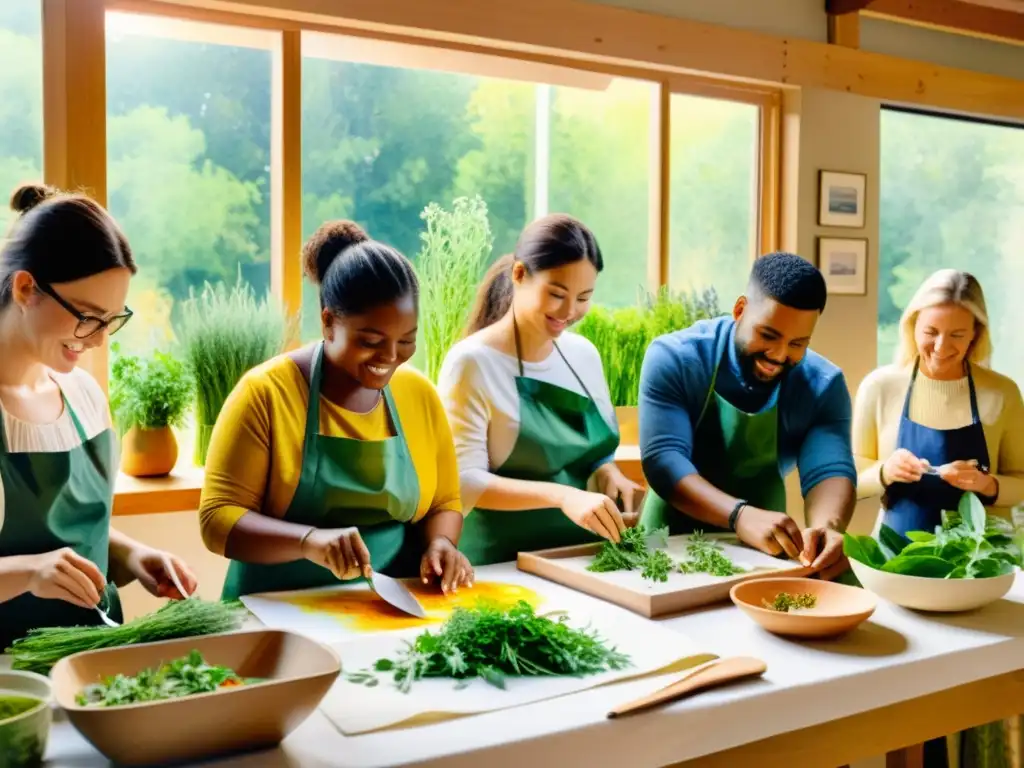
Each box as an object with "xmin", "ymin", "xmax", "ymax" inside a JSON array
[{"xmin": 29, "ymin": 563, "xmax": 1024, "ymax": 768}]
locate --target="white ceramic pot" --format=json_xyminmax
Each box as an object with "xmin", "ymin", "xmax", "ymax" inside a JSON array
[{"xmin": 850, "ymin": 559, "xmax": 1016, "ymax": 612}]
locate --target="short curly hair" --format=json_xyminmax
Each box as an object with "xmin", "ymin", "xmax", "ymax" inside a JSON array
[{"xmin": 747, "ymin": 252, "xmax": 827, "ymax": 313}]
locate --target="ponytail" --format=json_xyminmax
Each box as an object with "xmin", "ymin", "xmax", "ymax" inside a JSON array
[{"xmin": 466, "ymin": 254, "xmax": 515, "ymax": 335}]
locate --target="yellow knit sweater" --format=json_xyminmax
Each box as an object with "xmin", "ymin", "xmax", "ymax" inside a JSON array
[
  {"xmin": 199, "ymin": 356, "xmax": 462, "ymax": 556},
  {"xmin": 852, "ymin": 363, "xmax": 1024, "ymax": 509}
]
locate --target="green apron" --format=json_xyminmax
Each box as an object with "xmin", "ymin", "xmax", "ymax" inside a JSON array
[
  {"xmin": 221, "ymin": 343, "xmax": 421, "ymax": 599},
  {"xmin": 640, "ymin": 327, "xmax": 787, "ymax": 533},
  {"xmin": 0, "ymin": 391, "xmax": 120, "ymax": 650},
  {"xmin": 459, "ymin": 323, "xmax": 620, "ymax": 566}
]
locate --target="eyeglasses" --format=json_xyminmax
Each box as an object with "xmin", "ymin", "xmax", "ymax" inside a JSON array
[{"xmin": 37, "ymin": 282, "xmax": 133, "ymax": 339}]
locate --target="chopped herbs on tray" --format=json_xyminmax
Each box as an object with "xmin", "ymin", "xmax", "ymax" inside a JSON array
[
  {"xmin": 5, "ymin": 599, "xmax": 248, "ymax": 676},
  {"xmin": 588, "ymin": 525, "xmax": 672, "ymax": 582},
  {"xmin": 678, "ymin": 531, "xmax": 746, "ymax": 577},
  {"xmin": 345, "ymin": 600, "xmax": 631, "ymax": 693},
  {"xmin": 763, "ymin": 592, "xmax": 817, "ymax": 612},
  {"xmin": 844, "ymin": 492, "xmax": 1023, "ymax": 579},
  {"xmin": 76, "ymin": 650, "xmax": 260, "ymax": 707},
  {"xmin": 587, "ymin": 526, "xmax": 745, "ymax": 581}
]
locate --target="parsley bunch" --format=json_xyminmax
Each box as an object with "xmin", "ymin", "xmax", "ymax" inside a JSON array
[
  {"xmin": 587, "ymin": 525, "xmax": 673, "ymax": 582},
  {"xmin": 346, "ymin": 600, "xmax": 631, "ymax": 693},
  {"xmin": 678, "ymin": 531, "xmax": 746, "ymax": 577}
]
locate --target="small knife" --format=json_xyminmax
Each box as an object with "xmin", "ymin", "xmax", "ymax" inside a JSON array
[{"xmin": 368, "ymin": 571, "xmax": 427, "ymax": 618}]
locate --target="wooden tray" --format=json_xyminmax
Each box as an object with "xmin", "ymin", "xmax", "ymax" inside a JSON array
[{"xmin": 517, "ymin": 533, "xmax": 812, "ymax": 618}]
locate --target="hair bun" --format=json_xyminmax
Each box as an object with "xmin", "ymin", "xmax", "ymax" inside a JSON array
[
  {"xmin": 9, "ymin": 183, "xmax": 57, "ymax": 215},
  {"xmin": 301, "ymin": 219, "xmax": 369, "ymax": 285}
]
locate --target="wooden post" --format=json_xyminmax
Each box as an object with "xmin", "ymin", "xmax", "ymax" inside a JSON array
[
  {"xmin": 42, "ymin": 0, "xmax": 110, "ymax": 390},
  {"xmin": 271, "ymin": 29, "xmax": 304, "ymax": 335}
]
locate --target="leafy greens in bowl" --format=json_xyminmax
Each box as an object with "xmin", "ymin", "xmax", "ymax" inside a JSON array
[
  {"xmin": 843, "ymin": 492, "xmax": 1021, "ymax": 612},
  {"xmin": 844, "ymin": 492, "xmax": 1021, "ymax": 580}
]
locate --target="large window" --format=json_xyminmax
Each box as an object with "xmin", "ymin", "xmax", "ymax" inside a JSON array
[
  {"xmin": 299, "ymin": 35, "xmax": 659, "ymax": 342},
  {"xmin": 105, "ymin": 13, "xmax": 273, "ymax": 356},
  {"xmin": 669, "ymin": 94, "xmax": 759, "ymax": 304},
  {"xmin": 879, "ymin": 108, "xmax": 1024, "ymax": 385},
  {"xmin": 0, "ymin": 0, "xmax": 42, "ymax": 234}
]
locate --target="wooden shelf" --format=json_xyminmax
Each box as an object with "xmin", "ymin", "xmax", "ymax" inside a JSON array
[{"xmin": 111, "ymin": 446, "xmax": 646, "ymax": 516}]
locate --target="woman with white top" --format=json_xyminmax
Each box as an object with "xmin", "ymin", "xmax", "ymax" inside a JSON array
[
  {"xmin": 438, "ymin": 214, "xmax": 645, "ymax": 566},
  {"xmin": 0, "ymin": 183, "xmax": 197, "ymax": 649},
  {"xmin": 852, "ymin": 268, "xmax": 1024, "ymax": 768}
]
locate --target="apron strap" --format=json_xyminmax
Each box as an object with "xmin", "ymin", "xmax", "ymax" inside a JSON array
[
  {"xmin": 512, "ymin": 311, "xmax": 596, "ymax": 401},
  {"xmin": 696, "ymin": 327, "xmax": 729, "ymax": 429},
  {"xmin": 901, "ymin": 359, "xmax": 921, "ymax": 419},
  {"xmin": 965, "ymin": 362, "xmax": 982, "ymax": 424}
]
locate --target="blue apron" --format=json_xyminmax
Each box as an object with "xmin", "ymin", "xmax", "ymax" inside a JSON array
[{"xmin": 882, "ymin": 360, "xmax": 989, "ymax": 537}]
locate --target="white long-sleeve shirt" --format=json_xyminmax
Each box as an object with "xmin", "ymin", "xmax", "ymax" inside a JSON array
[{"xmin": 437, "ymin": 331, "xmax": 617, "ymax": 510}]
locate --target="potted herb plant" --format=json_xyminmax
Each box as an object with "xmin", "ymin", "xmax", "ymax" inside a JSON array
[
  {"xmin": 177, "ymin": 274, "xmax": 296, "ymax": 465},
  {"xmin": 109, "ymin": 344, "xmax": 195, "ymax": 478},
  {"xmin": 575, "ymin": 286, "xmax": 720, "ymax": 445},
  {"xmin": 415, "ymin": 196, "xmax": 494, "ymax": 382}
]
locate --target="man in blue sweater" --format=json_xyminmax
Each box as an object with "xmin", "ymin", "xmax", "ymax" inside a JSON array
[{"xmin": 638, "ymin": 252, "xmax": 856, "ymax": 580}]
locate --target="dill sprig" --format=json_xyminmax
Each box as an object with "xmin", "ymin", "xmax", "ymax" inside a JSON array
[
  {"xmin": 678, "ymin": 531, "xmax": 746, "ymax": 577},
  {"xmin": 346, "ymin": 600, "xmax": 631, "ymax": 693}
]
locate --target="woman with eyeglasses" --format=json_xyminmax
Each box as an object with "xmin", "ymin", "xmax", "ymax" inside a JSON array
[{"xmin": 0, "ymin": 183, "xmax": 197, "ymax": 648}]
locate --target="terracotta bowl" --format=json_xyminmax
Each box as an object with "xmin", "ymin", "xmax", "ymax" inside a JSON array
[
  {"xmin": 849, "ymin": 560, "xmax": 1015, "ymax": 613},
  {"xmin": 50, "ymin": 629, "xmax": 340, "ymax": 767},
  {"xmin": 730, "ymin": 577, "xmax": 877, "ymax": 639}
]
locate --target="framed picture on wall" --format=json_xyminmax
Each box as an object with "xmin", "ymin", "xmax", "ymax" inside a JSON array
[
  {"xmin": 818, "ymin": 170, "xmax": 867, "ymax": 228},
  {"xmin": 817, "ymin": 237, "xmax": 868, "ymax": 295}
]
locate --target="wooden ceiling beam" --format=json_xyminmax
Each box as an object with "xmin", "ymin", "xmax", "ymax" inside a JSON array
[
  {"xmin": 826, "ymin": 0, "xmax": 877, "ymax": 14},
  {"xmin": 863, "ymin": 0, "xmax": 1024, "ymax": 46}
]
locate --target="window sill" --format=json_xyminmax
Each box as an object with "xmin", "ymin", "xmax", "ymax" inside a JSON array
[{"xmin": 112, "ymin": 445, "xmax": 645, "ymax": 517}]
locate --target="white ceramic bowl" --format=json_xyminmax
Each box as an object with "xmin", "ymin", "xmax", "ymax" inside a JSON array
[
  {"xmin": 0, "ymin": 670, "xmax": 54, "ymax": 768},
  {"xmin": 850, "ymin": 559, "xmax": 1016, "ymax": 612}
]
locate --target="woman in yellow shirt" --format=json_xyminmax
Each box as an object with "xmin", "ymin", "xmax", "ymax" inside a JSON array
[{"xmin": 200, "ymin": 221, "xmax": 472, "ymax": 599}]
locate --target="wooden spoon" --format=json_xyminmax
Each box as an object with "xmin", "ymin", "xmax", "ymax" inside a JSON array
[{"xmin": 607, "ymin": 656, "xmax": 767, "ymax": 718}]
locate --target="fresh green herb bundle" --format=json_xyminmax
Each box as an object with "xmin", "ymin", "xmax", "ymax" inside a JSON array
[
  {"xmin": 177, "ymin": 274, "xmax": 295, "ymax": 464},
  {"xmin": 587, "ymin": 525, "xmax": 671, "ymax": 582},
  {"xmin": 415, "ymin": 196, "xmax": 493, "ymax": 383},
  {"xmin": 844, "ymin": 492, "xmax": 1022, "ymax": 579},
  {"xmin": 76, "ymin": 650, "xmax": 258, "ymax": 707},
  {"xmin": 763, "ymin": 592, "xmax": 816, "ymax": 612},
  {"xmin": 6, "ymin": 600, "xmax": 248, "ymax": 675},
  {"xmin": 678, "ymin": 531, "xmax": 746, "ymax": 577},
  {"xmin": 346, "ymin": 600, "xmax": 631, "ymax": 693},
  {"xmin": 109, "ymin": 344, "xmax": 194, "ymax": 434}
]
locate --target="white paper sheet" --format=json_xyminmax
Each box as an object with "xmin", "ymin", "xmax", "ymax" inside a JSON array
[
  {"xmin": 547, "ymin": 534, "xmax": 799, "ymax": 595},
  {"xmin": 318, "ymin": 600, "xmax": 716, "ymax": 734}
]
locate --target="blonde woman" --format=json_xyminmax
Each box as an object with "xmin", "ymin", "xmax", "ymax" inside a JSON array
[{"xmin": 853, "ymin": 272, "xmax": 1024, "ymax": 768}]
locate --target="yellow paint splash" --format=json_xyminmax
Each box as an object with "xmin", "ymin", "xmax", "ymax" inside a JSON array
[{"xmin": 286, "ymin": 580, "xmax": 543, "ymax": 632}]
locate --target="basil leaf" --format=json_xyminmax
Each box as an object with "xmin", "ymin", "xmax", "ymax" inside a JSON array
[
  {"xmin": 878, "ymin": 525, "xmax": 910, "ymax": 559},
  {"xmin": 985, "ymin": 517, "xmax": 1015, "ymax": 536},
  {"xmin": 960, "ymin": 492, "xmax": 987, "ymax": 534},
  {"xmin": 905, "ymin": 530, "xmax": 936, "ymax": 543},
  {"xmin": 900, "ymin": 541, "xmax": 939, "ymax": 558},
  {"xmin": 948, "ymin": 565, "xmax": 967, "ymax": 579},
  {"xmin": 967, "ymin": 557, "xmax": 1015, "ymax": 579},
  {"xmin": 881, "ymin": 555, "xmax": 956, "ymax": 578},
  {"xmin": 844, "ymin": 533, "xmax": 887, "ymax": 568}
]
